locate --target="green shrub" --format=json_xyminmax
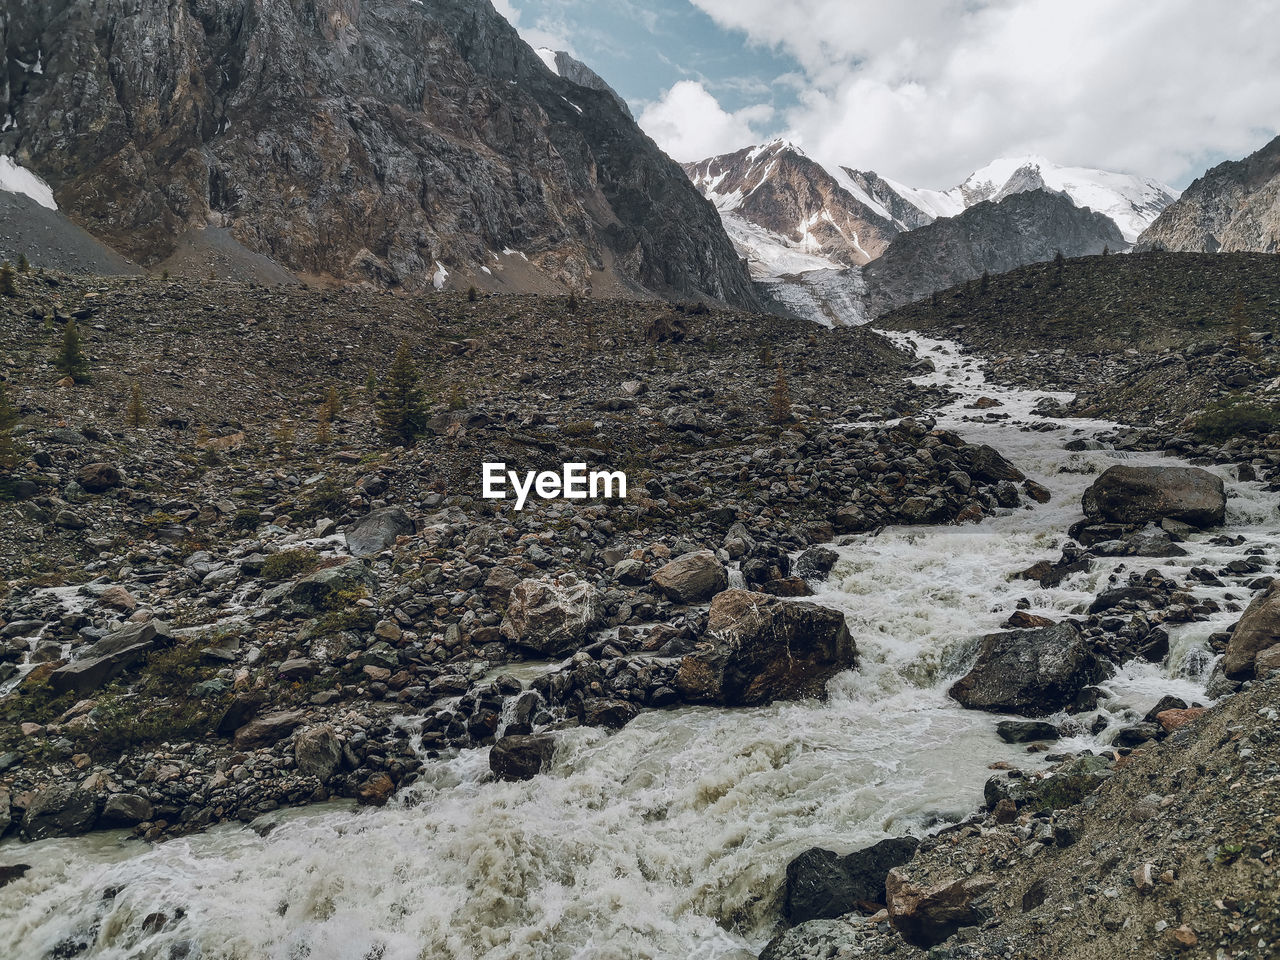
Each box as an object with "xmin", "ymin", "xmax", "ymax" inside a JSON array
[
  {"xmin": 261, "ymin": 547, "xmax": 321, "ymax": 581},
  {"xmin": 1193, "ymin": 393, "xmax": 1280, "ymax": 441}
]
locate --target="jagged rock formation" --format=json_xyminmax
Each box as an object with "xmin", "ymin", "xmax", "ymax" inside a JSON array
[
  {"xmin": 0, "ymin": 0, "xmax": 757, "ymax": 305},
  {"xmin": 864, "ymin": 190, "xmax": 1124, "ymax": 316},
  {"xmin": 536, "ymin": 48, "xmax": 633, "ymax": 119},
  {"xmin": 1137, "ymin": 134, "xmax": 1280, "ymax": 254}
]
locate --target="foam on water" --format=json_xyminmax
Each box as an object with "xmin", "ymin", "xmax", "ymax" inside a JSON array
[{"xmin": 2, "ymin": 334, "xmax": 1276, "ymax": 960}]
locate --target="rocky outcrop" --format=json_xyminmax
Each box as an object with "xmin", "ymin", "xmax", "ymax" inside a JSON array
[
  {"xmin": 674, "ymin": 589, "xmax": 854, "ymax": 706},
  {"xmin": 783, "ymin": 837, "xmax": 920, "ymax": 924},
  {"xmin": 345, "ymin": 507, "xmax": 415, "ymax": 557},
  {"xmin": 864, "ymin": 190, "xmax": 1124, "ymax": 315},
  {"xmin": 499, "ymin": 575, "xmax": 603, "ymax": 656},
  {"xmin": 49, "ymin": 620, "xmax": 174, "ymax": 695},
  {"xmin": 1137, "ymin": 134, "xmax": 1280, "ymax": 254},
  {"xmin": 0, "ymin": 0, "xmax": 758, "ymax": 305},
  {"xmin": 948, "ymin": 621, "xmax": 1108, "ymax": 716},
  {"xmin": 1221, "ymin": 581, "xmax": 1280, "ymax": 679},
  {"xmin": 1082, "ymin": 465, "xmax": 1226, "ymax": 529}
]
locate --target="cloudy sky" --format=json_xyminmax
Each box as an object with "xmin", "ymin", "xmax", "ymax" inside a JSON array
[{"xmin": 494, "ymin": 0, "xmax": 1280, "ymax": 190}]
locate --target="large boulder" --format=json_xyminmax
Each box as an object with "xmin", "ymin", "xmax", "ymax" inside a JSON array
[
  {"xmin": 886, "ymin": 869, "xmax": 996, "ymax": 948},
  {"xmin": 649, "ymin": 550, "xmax": 728, "ymax": 604},
  {"xmin": 1221, "ymin": 581, "xmax": 1280, "ymax": 679},
  {"xmin": 294, "ymin": 725, "xmax": 343, "ymax": 781},
  {"xmin": 266, "ymin": 560, "xmax": 379, "ymax": 614},
  {"xmin": 49, "ymin": 620, "xmax": 174, "ymax": 695},
  {"xmin": 1081, "ymin": 465, "xmax": 1226, "ymax": 529},
  {"xmin": 948, "ymin": 621, "xmax": 1108, "ymax": 716},
  {"xmin": 500, "ymin": 575, "xmax": 603, "ymax": 657},
  {"xmin": 784, "ymin": 837, "xmax": 920, "ymax": 924},
  {"xmin": 490, "ymin": 733, "xmax": 556, "ymax": 781},
  {"xmin": 345, "ymin": 506, "xmax": 416, "ymax": 557},
  {"xmin": 233, "ymin": 710, "xmax": 306, "ymax": 750},
  {"xmin": 963, "ymin": 444, "xmax": 1025, "ymax": 483},
  {"xmin": 75, "ymin": 462, "xmax": 122, "ymax": 493},
  {"xmin": 20, "ymin": 783, "xmax": 100, "ymax": 840},
  {"xmin": 675, "ymin": 590, "xmax": 855, "ymax": 707},
  {"xmin": 99, "ymin": 793, "xmax": 154, "ymax": 827}
]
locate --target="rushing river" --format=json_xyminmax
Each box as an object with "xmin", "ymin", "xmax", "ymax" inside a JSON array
[{"xmin": 2, "ymin": 335, "xmax": 1277, "ymax": 960}]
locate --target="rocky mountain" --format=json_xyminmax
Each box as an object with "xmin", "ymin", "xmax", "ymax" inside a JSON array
[
  {"xmin": 684, "ymin": 140, "xmax": 901, "ymax": 275},
  {"xmin": 685, "ymin": 143, "xmax": 1173, "ymax": 325},
  {"xmin": 536, "ymin": 48, "xmax": 633, "ymax": 118},
  {"xmin": 1136, "ymin": 134, "xmax": 1280, "ymax": 254},
  {"xmin": 864, "ymin": 190, "xmax": 1124, "ymax": 316},
  {"xmin": 0, "ymin": 0, "xmax": 758, "ymax": 306}
]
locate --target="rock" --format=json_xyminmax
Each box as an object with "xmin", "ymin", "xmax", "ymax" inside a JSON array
[
  {"xmin": 0, "ymin": 864, "xmax": 30, "ymax": 888},
  {"xmin": 948, "ymin": 622, "xmax": 1108, "ymax": 716},
  {"xmin": 995, "ymin": 720, "xmax": 1060, "ymax": 743},
  {"xmin": 233, "ymin": 710, "xmax": 306, "ymax": 750},
  {"xmin": 96, "ymin": 585, "xmax": 137, "ymax": 613},
  {"xmin": 886, "ymin": 868, "xmax": 996, "ymax": 948},
  {"xmin": 356, "ymin": 772, "xmax": 395, "ymax": 807},
  {"xmin": 294, "ymin": 725, "xmax": 343, "ymax": 781},
  {"xmin": 675, "ymin": 590, "xmax": 855, "ymax": 707},
  {"xmin": 1004, "ymin": 610, "xmax": 1055, "ymax": 630},
  {"xmin": 965, "ymin": 444, "xmax": 1025, "ymax": 483},
  {"xmin": 784, "ymin": 837, "xmax": 920, "ymax": 924},
  {"xmin": 759, "ymin": 917, "xmax": 863, "ymax": 960},
  {"xmin": 272, "ymin": 561, "xmax": 378, "ymax": 614},
  {"xmin": 1114, "ymin": 722, "xmax": 1161, "ymax": 747},
  {"xmin": 490, "ymin": 734, "xmax": 556, "ymax": 781},
  {"xmin": 499, "ymin": 575, "xmax": 603, "ymax": 657},
  {"xmin": 1081, "ymin": 465, "xmax": 1226, "ymax": 529},
  {"xmin": 344, "ymin": 506, "xmax": 415, "ymax": 556},
  {"xmin": 984, "ymin": 754, "xmax": 1113, "ymax": 812},
  {"xmin": 75, "ymin": 462, "xmax": 122, "ymax": 493},
  {"xmin": 580, "ymin": 698, "xmax": 638, "ymax": 729},
  {"xmin": 1221, "ymin": 580, "xmax": 1280, "ymax": 679},
  {"xmin": 99, "ymin": 793, "xmax": 154, "ymax": 827},
  {"xmin": 794, "ymin": 546, "xmax": 839, "ymax": 582},
  {"xmin": 649, "ymin": 550, "xmax": 728, "ymax": 604},
  {"xmin": 49, "ymin": 620, "xmax": 175, "ymax": 695},
  {"xmin": 20, "ymin": 783, "xmax": 100, "ymax": 840},
  {"xmin": 277, "ymin": 657, "xmax": 316, "ymax": 681},
  {"xmin": 612, "ymin": 558, "xmax": 648, "ymax": 586}
]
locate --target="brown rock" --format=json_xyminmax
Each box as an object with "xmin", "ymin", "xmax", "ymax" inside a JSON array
[
  {"xmin": 1221, "ymin": 581, "xmax": 1280, "ymax": 679},
  {"xmin": 356, "ymin": 772, "xmax": 395, "ymax": 807},
  {"xmin": 1155, "ymin": 707, "xmax": 1206, "ymax": 733},
  {"xmin": 76, "ymin": 463, "xmax": 122, "ymax": 493},
  {"xmin": 490, "ymin": 734, "xmax": 556, "ymax": 781},
  {"xmin": 233, "ymin": 710, "xmax": 305, "ymax": 750},
  {"xmin": 97, "ymin": 586, "xmax": 137, "ymax": 613},
  {"xmin": 649, "ymin": 550, "xmax": 728, "ymax": 604},
  {"xmin": 1004, "ymin": 610, "xmax": 1055, "ymax": 629},
  {"xmin": 886, "ymin": 868, "xmax": 996, "ymax": 948}
]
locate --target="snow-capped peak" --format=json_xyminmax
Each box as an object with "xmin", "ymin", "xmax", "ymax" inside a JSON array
[{"xmin": 535, "ymin": 47, "xmax": 560, "ymax": 76}]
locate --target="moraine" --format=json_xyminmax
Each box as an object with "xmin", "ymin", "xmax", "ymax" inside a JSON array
[{"xmin": 1, "ymin": 334, "xmax": 1275, "ymax": 960}]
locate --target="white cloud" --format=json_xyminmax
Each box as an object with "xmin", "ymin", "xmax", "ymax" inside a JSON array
[
  {"xmin": 490, "ymin": 0, "xmax": 575, "ymax": 54},
  {"xmin": 637, "ymin": 81, "xmax": 773, "ymax": 162},
  {"xmin": 680, "ymin": 0, "xmax": 1280, "ymax": 187}
]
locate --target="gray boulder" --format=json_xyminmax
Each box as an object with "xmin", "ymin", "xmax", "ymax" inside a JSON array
[
  {"xmin": 948, "ymin": 621, "xmax": 1108, "ymax": 716},
  {"xmin": 99, "ymin": 793, "xmax": 154, "ymax": 827},
  {"xmin": 1082, "ymin": 465, "xmax": 1226, "ymax": 529},
  {"xmin": 294, "ymin": 725, "xmax": 344, "ymax": 781},
  {"xmin": 234, "ymin": 710, "xmax": 306, "ymax": 750},
  {"xmin": 50, "ymin": 620, "xmax": 174, "ymax": 695},
  {"xmin": 675, "ymin": 589, "xmax": 855, "ymax": 707},
  {"xmin": 499, "ymin": 575, "xmax": 603, "ymax": 657},
  {"xmin": 345, "ymin": 506, "xmax": 416, "ymax": 557},
  {"xmin": 21, "ymin": 783, "xmax": 100, "ymax": 840},
  {"xmin": 649, "ymin": 550, "xmax": 728, "ymax": 604}
]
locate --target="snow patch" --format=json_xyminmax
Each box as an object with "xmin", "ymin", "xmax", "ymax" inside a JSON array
[
  {"xmin": 0, "ymin": 156, "xmax": 57, "ymax": 210},
  {"xmin": 432, "ymin": 261, "xmax": 448, "ymax": 291},
  {"xmin": 535, "ymin": 48, "xmax": 560, "ymax": 75}
]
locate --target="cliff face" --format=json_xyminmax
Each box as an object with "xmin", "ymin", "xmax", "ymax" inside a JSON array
[
  {"xmin": 0, "ymin": 0, "xmax": 758, "ymax": 304},
  {"xmin": 864, "ymin": 189, "xmax": 1124, "ymax": 315},
  {"xmin": 1137, "ymin": 135, "xmax": 1280, "ymax": 254}
]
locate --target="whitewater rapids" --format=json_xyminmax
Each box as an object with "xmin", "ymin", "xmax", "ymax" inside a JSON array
[{"xmin": 2, "ymin": 334, "xmax": 1276, "ymax": 960}]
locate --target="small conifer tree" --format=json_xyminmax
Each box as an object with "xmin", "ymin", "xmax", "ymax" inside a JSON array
[
  {"xmin": 566, "ymin": 290, "xmax": 579, "ymax": 312},
  {"xmin": 55, "ymin": 320, "xmax": 90, "ymax": 382},
  {"xmin": 771, "ymin": 363, "xmax": 792, "ymax": 425},
  {"xmin": 467, "ymin": 285, "xmax": 478, "ymax": 303},
  {"xmin": 0, "ymin": 261, "xmax": 16, "ymax": 297},
  {"xmin": 759, "ymin": 344, "xmax": 773, "ymax": 368},
  {"xmin": 126, "ymin": 381, "xmax": 145, "ymax": 427},
  {"xmin": 16, "ymin": 253, "xmax": 30, "ymax": 274},
  {"xmin": 375, "ymin": 342, "xmax": 428, "ymax": 446},
  {"xmin": 0, "ymin": 382, "xmax": 23, "ymax": 474},
  {"xmin": 979, "ymin": 271, "xmax": 990, "ymax": 296}
]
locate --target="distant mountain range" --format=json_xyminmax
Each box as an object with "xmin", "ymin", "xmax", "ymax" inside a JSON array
[{"xmin": 685, "ymin": 140, "xmax": 1177, "ymax": 324}]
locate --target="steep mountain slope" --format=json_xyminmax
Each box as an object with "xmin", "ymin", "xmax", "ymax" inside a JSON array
[
  {"xmin": 864, "ymin": 189, "xmax": 1124, "ymax": 315},
  {"xmin": 684, "ymin": 140, "xmax": 901, "ymax": 275},
  {"xmin": 0, "ymin": 0, "xmax": 757, "ymax": 305},
  {"xmin": 1136, "ymin": 134, "xmax": 1280, "ymax": 254}
]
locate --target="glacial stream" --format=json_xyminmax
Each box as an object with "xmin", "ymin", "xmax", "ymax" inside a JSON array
[{"xmin": 2, "ymin": 334, "xmax": 1277, "ymax": 960}]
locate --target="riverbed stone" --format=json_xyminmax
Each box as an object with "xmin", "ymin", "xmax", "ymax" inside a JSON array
[
  {"xmin": 499, "ymin": 575, "xmax": 603, "ymax": 656},
  {"xmin": 1221, "ymin": 580, "xmax": 1280, "ymax": 679},
  {"xmin": 649, "ymin": 550, "xmax": 728, "ymax": 604},
  {"xmin": 886, "ymin": 869, "xmax": 996, "ymax": 948},
  {"xmin": 784, "ymin": 837, "xmax": 921, "ymax": 924},
  {"xmin": 1082, "ymin": 465, "xmax": 1226, "ymax": 529},
  {"xmin": 490, "ymin": 733, "xmax": 556, "ymax": 781}
]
